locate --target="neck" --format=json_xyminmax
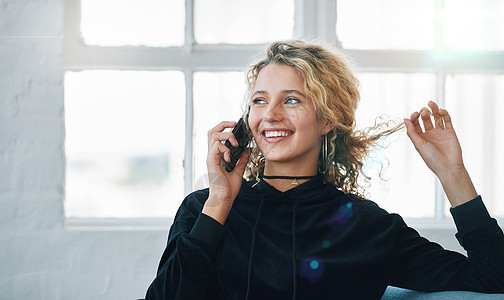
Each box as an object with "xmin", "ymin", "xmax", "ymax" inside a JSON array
[
  {"xmin": 262, "ymin": 161, "xmax": 318, "ymax": 192},
  {"xmin": 263, "ymin": 160, "xmax": 318, "ymax": 177}
]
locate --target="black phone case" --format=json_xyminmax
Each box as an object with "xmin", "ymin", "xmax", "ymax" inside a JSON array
[{"xmin": 224, "ymin": 117, "xmax": 249, "ymax": 172}]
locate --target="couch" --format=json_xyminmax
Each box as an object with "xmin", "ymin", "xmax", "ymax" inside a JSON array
[{"xmin": 382, "ymin": 286, "xmax": 504, "ymax": 299}]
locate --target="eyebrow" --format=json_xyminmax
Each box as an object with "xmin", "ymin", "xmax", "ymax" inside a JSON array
[{"xmin": 252, "ymin": 89, "xmax": 306, "ymax": 98}]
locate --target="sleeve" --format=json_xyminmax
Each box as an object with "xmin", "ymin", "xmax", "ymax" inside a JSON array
[
  {"xmin": 145, "ymin": 191, "xmax": 225, "ymax": 300},
  {"xmin": 389, "ymin": 196, "xmax": 504, "ymax": 293}
]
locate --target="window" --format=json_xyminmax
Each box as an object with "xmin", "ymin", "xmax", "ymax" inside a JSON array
[
  {"xmin": 356, "ymin": 73, "xmax": 437, "ymax": 218},
  {"xmin": 337, "ymin": 0, "xmax": 504, "ymax": 51},
  {"xmin": 443, "ymin": 0, "xmax": 504, "ymax": 51},
  {"xmin": 64, "ymin": 0, "xmax": 504, "ymax": 222},
  {"xmin": 192, "ymin": 72, "xmax": 246, "ymax": 189},
  {"xmin": 445, "ymin": 74, "xmax": 504, "ymax": 217},
  {"xmin": 64, "ymin": 0, "xmax": 297, "ymax": 220},
  {"xmin": 337, "ymin": 0, "xmax": 436, "ymax": 50},
  {"xmin": 338, "ymin": 0, "xmax": 504, "ymax": 220},
  {"xmin": 80, "ymin": 0, "xmax": 185, "ymax": 46},
  {"xmin": 194, "ymin": 0, "xmax": 294, "ymax": 44},
  {"xmin": 64, "ymin": 70, "xmax": 185, "ymax": 218}
]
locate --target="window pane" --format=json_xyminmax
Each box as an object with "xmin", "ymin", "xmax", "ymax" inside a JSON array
[
  {"xmin": 337, "ymin": 0, "xmax": 436, "ymax": 50},
  {"xmin": 80, "ymin": 0, "xmax": 184, "ymax": 46},
  {"xmin": 194, "ymin": 0, "xmax": 294, "ymax": 44},
  {"xmin": 445, "ymin": 74, "xmax": 504, "ymax": 217},
  {"xmin": 64, "ymin": 70, "xmax": 185, "ymax": 218},
  {"xmin": 356, "ymin": 73, "xmax": 437, "ymax": 218},
  {"xmin": 193, "ymin": 72, "xmax": 246, "ymax": 188},
  {"xmin": 444, "ymin": 0, "xmax": 504, "ymax": 50}
]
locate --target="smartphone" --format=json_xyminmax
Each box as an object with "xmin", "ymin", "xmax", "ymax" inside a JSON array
[{"xmin": 223, "ymin": 117, "xmax": 249, "ymax": 172}]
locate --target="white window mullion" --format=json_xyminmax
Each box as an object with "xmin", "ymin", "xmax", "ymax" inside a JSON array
[
  {"xmin": 185, "ymin": 70, "xmax": 194, "ymax": 196},
  {"xmin": 482, "ymin": 77, "xmax": 496, "ymax": 212},
  {"xmin": 298, "ymin": 0, "xmax": 338, "ymax": 43},
  {"xmin": 434, "ymin": 72, "xmax": 446, "ymax": 220},
  {"xmin": 319, "ymin": 0, "xmax": 338, "ymax": 43},
  {"xmin": 184, "ymin": 0, "xmax": 195, "ymax": 196},
  {"xmin": 185, "ymin": 0, "xmax": 195, "ymax": 50},
  {"xmin": 293, "ymin": 0, "xmax": 305, "ymax": 39},
  {"xmin": 63, "ymin": 0, "xmax": 83, "ymax": 69}
]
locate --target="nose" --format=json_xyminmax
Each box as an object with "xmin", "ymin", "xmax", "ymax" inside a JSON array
[{"xmin": 263, "ymin": 100, "xmax": 285, "ymax": 123}]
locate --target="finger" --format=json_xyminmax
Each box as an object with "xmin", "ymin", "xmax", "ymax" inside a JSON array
[
  {"xmin": 409, "ymin": 111, "xmax": 423, "ymax": 134},
  {"xmin": 419, "ymin": 107, "xmax": 434, "ymax": 131},
  {"xmin": 207, "ymin": 121, "xmax": 237, "ymax": 140},
  {"xmin": 217, "ymin": 142, "xmax": 232, "ymax": 163},
  {"xmin": 208, "ymin": 132, "xmax": 238, "ymax": 152},
  {"xmin": 439, "ymin": 108, "xmax": 454, "ymax": 130},
  {"xmin": 210, "ymin": 131, "xmax": 238, "ymax": 146},
  {"xmin": 429, "ymin": 101, "xmax": 444, "ymax": 129},
  {"xmin": 207, "ymin": 141, "xmax": 231, "ymax": 166},
  {"xmin": 404, "ymin": 118, "xmax": 423, "ymax": 150}
]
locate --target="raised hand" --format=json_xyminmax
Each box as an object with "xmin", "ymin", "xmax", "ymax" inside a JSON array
[
  {"xmin": 202, "ymin": 121, "xmax": 250, "ymax": 225},
  {"xmin": 404, "ymin": 101, "xmax": 463, "ymax": 176},
  {"xmin": 404, "ymin": 101, "xmax": 477, "ymax": 207}
]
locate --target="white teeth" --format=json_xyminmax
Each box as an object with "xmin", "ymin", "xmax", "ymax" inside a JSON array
[{"xmin": 264, "ymin": 131, "xmax": 291, "ymax": 138}]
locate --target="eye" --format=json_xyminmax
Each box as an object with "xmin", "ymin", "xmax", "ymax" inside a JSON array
[
  {"xmin": 252, "ymin": 98, "xmax": 266, "ymax": 104},
  {"xmin": 285, "ymin": 97, "xmax": 300, "ymax": 104}
]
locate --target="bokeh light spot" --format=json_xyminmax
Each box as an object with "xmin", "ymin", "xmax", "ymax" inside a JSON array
[
  {"xmin": 300, "ymin": 256, "xmax": 324, "ymax": 283},
  {"xmin": 330, "ymin": 196, "xmax": 360, "ymax": 232}
]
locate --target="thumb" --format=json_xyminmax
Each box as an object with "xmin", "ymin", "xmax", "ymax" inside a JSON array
[{"xmin": 233, "ymin": 148, "xmax": 251, "ymax": 176}]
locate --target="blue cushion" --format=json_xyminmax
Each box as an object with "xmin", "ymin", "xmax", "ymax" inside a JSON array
[{"xmin": 381, "ymin": 286, "xmax": 504, "ymax": 299}]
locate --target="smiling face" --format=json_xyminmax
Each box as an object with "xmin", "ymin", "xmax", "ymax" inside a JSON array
[{"xmin": 248, "ymin": 63, "xmax": 332, "ymax": 174}]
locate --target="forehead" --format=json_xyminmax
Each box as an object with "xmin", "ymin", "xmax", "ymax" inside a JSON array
[{"xmin": 254, "ymin": 64, "xmax": 305, "ymax": 90}]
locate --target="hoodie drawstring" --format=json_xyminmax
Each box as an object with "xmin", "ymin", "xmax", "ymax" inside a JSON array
[
  {"xmin": 245, "ymin": 184, "xmax": 265, "ymax": 300},
  {"xmin": 245, "ymin": 181, "xmax": 300, "ymax": 300},
  {"xmin": 292, "ymin": 202, "xmax": 298, "ymax": 300}
]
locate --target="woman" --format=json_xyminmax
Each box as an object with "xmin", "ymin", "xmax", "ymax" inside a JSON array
[{"xmin": 145, "ymin": 40, "xmax": 504, "ymax": 299}]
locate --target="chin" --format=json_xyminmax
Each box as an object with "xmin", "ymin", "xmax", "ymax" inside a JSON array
[{"xmin": 262, "ymin": 151, "xmax": 294, "ymax": 163}]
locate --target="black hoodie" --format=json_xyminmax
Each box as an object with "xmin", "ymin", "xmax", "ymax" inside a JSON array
[{"xmin": 145, "ymin": 175, "xmax": 504, "ymax": 299}]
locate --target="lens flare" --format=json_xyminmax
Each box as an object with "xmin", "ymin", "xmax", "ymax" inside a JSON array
[
  {"xmin": 330, "ymin": 196, "xmax": 359, "ymax": 232},
  {"xmin": 300, "ymin": 257, "xmax": 324, "ymax": 283}
]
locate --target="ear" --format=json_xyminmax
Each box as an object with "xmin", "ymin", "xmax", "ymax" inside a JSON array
[{"xmin": 320, "ymin": 119, "xmax": 335, "ymax": 135}]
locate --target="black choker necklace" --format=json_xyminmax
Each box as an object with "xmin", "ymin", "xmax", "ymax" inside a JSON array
[{"xmin": 262, "ymin": 175, "xmax": 318, "ymax": 186}]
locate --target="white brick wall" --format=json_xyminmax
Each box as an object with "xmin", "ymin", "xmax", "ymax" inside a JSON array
[{"xmin": 0, "ymin": 1, "xmax": 167, "ymax": 299}]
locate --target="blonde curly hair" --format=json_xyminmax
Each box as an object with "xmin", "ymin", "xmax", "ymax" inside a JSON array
[{"xmin": 242, "ymin": 40, "xmax": 402, "ymax": 198}]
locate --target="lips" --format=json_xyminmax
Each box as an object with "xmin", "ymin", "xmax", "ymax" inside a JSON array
[{"xmin": 261, "ymin": 129, "xmax": 294, "ymax": 142}]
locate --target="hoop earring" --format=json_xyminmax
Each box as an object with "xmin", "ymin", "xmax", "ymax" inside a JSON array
[{"xmin": 319, "ymin": 134, "xmax": 328, "ymax": 174}]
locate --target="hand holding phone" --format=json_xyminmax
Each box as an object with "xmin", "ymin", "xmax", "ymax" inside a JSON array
[{"xmin": 223, "ymin": 117, "xmax": 249, "ymax": 172}]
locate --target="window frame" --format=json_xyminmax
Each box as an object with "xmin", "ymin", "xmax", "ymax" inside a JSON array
[{"xmin": 63, "ymin": 0, "xmax": 504, "ymax": 227}]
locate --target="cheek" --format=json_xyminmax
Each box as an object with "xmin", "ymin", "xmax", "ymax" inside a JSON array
[
  {"xmin": 247, "ymin": 111, "xmax": 260, "ymax": 131},
  {"xmin": 295, "ymin": 113, "xmax": 318, "ymax": 128},
  {"xmin": 297, "ymin": 117, "xmax": 325, "ymax": 138},
  {"xmin": 246, "ymin": 114, "xmax": 260, "ymax": 141}
]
